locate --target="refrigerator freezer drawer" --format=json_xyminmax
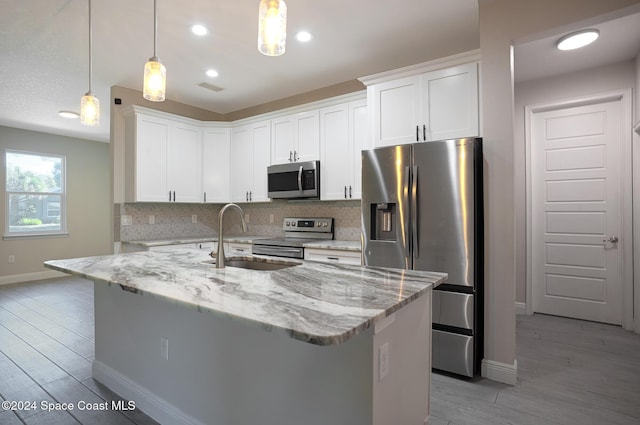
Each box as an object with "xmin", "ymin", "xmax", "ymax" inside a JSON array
[
  {"xmin": 432, "ymin": 290, "xmax": 474, "ymax": 330},
  {"xmin": 432, "ymin": 330, "xmax": 474, "ymax": 377}
]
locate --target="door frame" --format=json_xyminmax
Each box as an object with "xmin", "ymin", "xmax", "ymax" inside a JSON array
[{"xmin": 524, "ymin": 89, "xmax": 634, "ymax": 331}]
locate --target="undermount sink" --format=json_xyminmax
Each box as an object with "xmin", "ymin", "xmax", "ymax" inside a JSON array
[{"xmin": 203, "ymin": 256, "xmax": 299, "ymax": 271}]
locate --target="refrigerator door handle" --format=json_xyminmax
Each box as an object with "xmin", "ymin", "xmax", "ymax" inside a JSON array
[
  {"xmin": 403, "ymin": 166, "xmax": 411, "ymax": 260},
  {"xmin": 412, "ymin": 165, "xmax": 419, "ymax": 258}
]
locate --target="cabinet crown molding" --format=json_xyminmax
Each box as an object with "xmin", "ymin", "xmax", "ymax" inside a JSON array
[
  {"xmin": 120, "ymin": 91, "xmax": 366, "ymax": 128},
  {"xmin": 358, "ymin": 49, "xmax": 480, "ymax": 86}
]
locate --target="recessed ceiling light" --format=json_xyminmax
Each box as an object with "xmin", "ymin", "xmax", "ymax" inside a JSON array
[
  {"xmin": 191, "ymin": 24, "xmax": 208, "ymax": 36},
  {"xmin": 296, "ymin": 31, "xmax": 312, "ymax": 42},
  {"xmin": 58, "ymin": 111, "xmax": 79, "ymax": 119},
  {"xmin": 206, "ymin": 69, "xmax": 219, "ymax": 78},
  {"xmin": 556, "ymin": 29, "xmax": 599, "ymax": 51}
]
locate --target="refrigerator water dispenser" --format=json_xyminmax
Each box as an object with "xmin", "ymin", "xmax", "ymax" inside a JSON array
[{"xmin": 371, "ymin": 203, "xmax": 397, "ymax": 241}]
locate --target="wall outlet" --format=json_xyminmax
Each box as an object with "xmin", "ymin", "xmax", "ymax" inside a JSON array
[
  {"xmin": 160, "ymin": 337, "xmax": 169, "ymax": 360},
  {"xmin": 269, "ymin": 214, "xmax": 274, "ymax": 224},
  {"xmin": 244, "ymin": 213, "xmax": 250, "ymax": 223},
  {"xmin": 192, "ymin": 214, "xmax": 198, "ymax": 224},
  {"xmin": 148, "ymin": 215, "xmax": 155, "ymax": 225},
  {"xmin": 121, "ymin": 215, "xmax": 132, "ymax": 226},
  {"xmin": 379, "ymin": 342, "xmax": 390, "ymax": 381},
  {"xmin": 8, "ymin": 255, "xmax": 15, "ymax": 264}
]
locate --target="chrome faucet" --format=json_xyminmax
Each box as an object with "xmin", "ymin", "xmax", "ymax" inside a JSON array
[{"xmin": 216, "ymin": 203, "xmax": 247, "ymax": 268}]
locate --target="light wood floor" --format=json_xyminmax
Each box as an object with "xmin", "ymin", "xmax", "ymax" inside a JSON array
[{"xmin": 1, "ymin": 277, "xmax": 639, "ymax": 425}]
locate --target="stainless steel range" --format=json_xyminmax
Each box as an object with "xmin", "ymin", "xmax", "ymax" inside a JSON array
[{"xmin": 252, "ymin": 217, "xmax": 334, "ymax": 259}]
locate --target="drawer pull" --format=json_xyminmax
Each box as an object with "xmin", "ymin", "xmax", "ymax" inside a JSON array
[{"xmin": 326, "ymin": 256, "xmax": 340, "ymax": 261}]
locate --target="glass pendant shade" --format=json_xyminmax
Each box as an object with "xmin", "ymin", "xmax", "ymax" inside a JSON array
[
  {"xmin": 143, "ymin": 57, "xmax": 166, "ymax": 101},
  {"xmin": 258, "ymin": 0, "xmax": 287, "ymax": 56},
  {"xmin": 80, "ymin": 92, "xmax": 100, "ymax": 127}
]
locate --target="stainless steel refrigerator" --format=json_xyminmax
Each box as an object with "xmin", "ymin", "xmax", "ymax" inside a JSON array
[{"xmin": 361, "ymin": 138, "xmax": 483, "ymax": 377}]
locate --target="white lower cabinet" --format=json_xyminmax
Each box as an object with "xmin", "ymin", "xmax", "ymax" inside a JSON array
[{"xmin": 304, "ymin": 248, "xmax": 362, "ymax": 265}]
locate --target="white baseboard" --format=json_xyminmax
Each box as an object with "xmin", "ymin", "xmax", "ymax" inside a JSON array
[
  {"xmin": 0, "ymin": 270, "xmax": 67, "ymax": 286},
  {"xmin": 515, "ymin": 302, "xmax": 527, "ymax": 315},
  {"xmin": 92, "ymin": 361, "xmax": 206, "ymax": 425},
  {"xmin": 481, "ymin": 359, "xmax": 518, "ymax": 386}
]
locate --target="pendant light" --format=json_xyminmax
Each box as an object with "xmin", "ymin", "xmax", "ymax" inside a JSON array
[
  {"xmin": 258, "ymin": 0, "xmax": 287, "ymax": 56},
  {"xmin": 143, "ymin": 0, "xmax": 166, "ymax": 101},
  {"xmin": 80, "ymin": 0, "xmax": 99, "ymax": 127}
]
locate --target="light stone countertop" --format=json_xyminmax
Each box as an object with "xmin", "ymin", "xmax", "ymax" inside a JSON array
[
  {"xmin": 302, "ymin": 240, "xmax": 361, "ymax": 251},
  {"xmin": 45, "ymin": 248, "xmax": 444, "ymax": 346},
  {"xmin": 124, "ymin": 237, "xmax": 362, "ymax": 252},
  {"xmin": 123, "ymin": 235, "xmax": 268, "ymax": 247}
]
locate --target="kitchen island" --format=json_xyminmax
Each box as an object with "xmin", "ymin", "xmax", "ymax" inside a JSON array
[{"xmin": 45, "ymin": 248, "xmax": 445, "ymax": 425}]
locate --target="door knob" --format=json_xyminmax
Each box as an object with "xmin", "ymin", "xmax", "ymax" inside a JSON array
[{"xmin": 603, "ymin": 236, "xmax": 619, "ymax": 244}]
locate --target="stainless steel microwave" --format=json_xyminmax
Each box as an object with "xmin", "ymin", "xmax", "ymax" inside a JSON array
[{"xmin": 267, "ymin": 161, "xmax": 320, "ymax": 199}]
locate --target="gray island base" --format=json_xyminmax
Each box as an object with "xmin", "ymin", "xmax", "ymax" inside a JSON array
[{"xmin": 45, "ymin": 249, "xmax": 445, "ymax": 425}]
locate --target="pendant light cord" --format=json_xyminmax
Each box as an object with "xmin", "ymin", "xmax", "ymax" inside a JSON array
[
  {"xmin": 153, "ymin": 0, "xmax": 158, "ymax": 58},
  {"xmin": 88, "ymin": 0, "xmax": 92, "ymax": 93}
]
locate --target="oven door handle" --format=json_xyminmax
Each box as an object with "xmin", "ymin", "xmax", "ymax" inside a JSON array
[{"xmin": 297, "ymin": 165, "xmax": 304, "ymax": 193}]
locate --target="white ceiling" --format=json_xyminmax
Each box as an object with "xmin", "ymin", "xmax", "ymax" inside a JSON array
[
  {"xmin": 1, "ymin": 1, "xmax": 639, "ymax": 144},
  {"xmin": 514, "ymin": 10, "xmax": 640, "ymax": 83},
  {"xmin": 0, "ymin": 0, "xmax": 479, "ymax": 142}
]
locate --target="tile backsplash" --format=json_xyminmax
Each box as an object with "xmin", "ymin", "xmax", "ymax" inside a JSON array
[{"xmin": 120, "ymin": 200, "xmax": 361, "ymax": 241}]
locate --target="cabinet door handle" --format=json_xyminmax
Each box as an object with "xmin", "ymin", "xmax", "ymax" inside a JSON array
[
  {"xmin": 204, "ymin": 192, "xmax": 207, "ymax": 203},
  {"xmin": 289, "ymin": 151, "xmax": 293, "ymax": 162},
  {"xmin": 416, "ymin": 125, "xmax": 419, "ymax": 141},
  {"xmin": 246, "ymin": 191, "xmax": 249, "ymax": 202},
  {"xmin": 349, "ymin": 185, "xmax": 352, "ymax": 198},
  {"xmin": 169, "ymin": 191, "xmax": 172, "ymax": 202},
  {"xmin": 294, "ymin": 150, "xmax": 298, "ymax": 161},
  {"xmin": 172, "ymin": 191, "xmax": 176, "ymax": 202},
  {"xmin": 423, "ymin": 124, "xmax": 426, "ymax": 141},
  {"xmin": 249, "ymin": 191, "xmax": 252, "ymax": 202},
  {"xmin": 344, "ymin": 185, "xmax": 347, "ymax": 199}
]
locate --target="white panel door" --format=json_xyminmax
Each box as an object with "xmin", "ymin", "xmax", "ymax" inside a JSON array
[
  {"xmin": 202, "ymin": 127, "xmax": 231, "ymax": 203},
  {"xmin": 169, "ymin": 122, "xmax": 202, "ymax": 202},
  {"xmin": 532, "ymin": 99, "xmax": 623, "ymax": 324}
]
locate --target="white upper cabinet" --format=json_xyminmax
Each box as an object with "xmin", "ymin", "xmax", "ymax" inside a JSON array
[
  {"xmin": 202, "ymin": 126, "xmax": 231, "ymax": 203},
  {"xmin": 231, "ymin": 120, "xmax": 271, "ymax": 203},
  {"xmin": 420, "ymin": 63, "xmax": 479, "ymax": 142},
  {"xmin": 364, "ymin": 57, "xmax": 479, "ymax": 148},
  {"xmin": 271, "ymin": 111, "xmax": 320, "ymax": 164},
  {"xmin": 320, "ymin": 99, "xmax": 368, "ymax": 200},
  {"xmin": 370, "ymin": 75, "xmax": 421, "ymax": 147},
  {"xmin": 128, "ymin": 114, "xmax": 170, "ymax": 202},
  {"xmin": 169, "ymin": 121, "xmax": 203, "ymax": 202},
  {"xmin": 124, "ymin": 108, "xmax": 202, "ymax": 203}
]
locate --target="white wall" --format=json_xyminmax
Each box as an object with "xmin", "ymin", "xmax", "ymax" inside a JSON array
[
  {"xmin": 477, "ymin": 0, "xmax": 640, "ymax": 382},
  {"xmin": 0, "ymin": 126, "xmax": 111, "ymax": 283},
  {"xmin": 514, "ymin": 61, "xmax": 637, "ymax": 303}
]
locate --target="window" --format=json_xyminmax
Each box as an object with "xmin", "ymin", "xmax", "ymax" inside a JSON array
[{"xmin": 5, "ymin": 150, "xmax": 66, "ymax": 236}]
